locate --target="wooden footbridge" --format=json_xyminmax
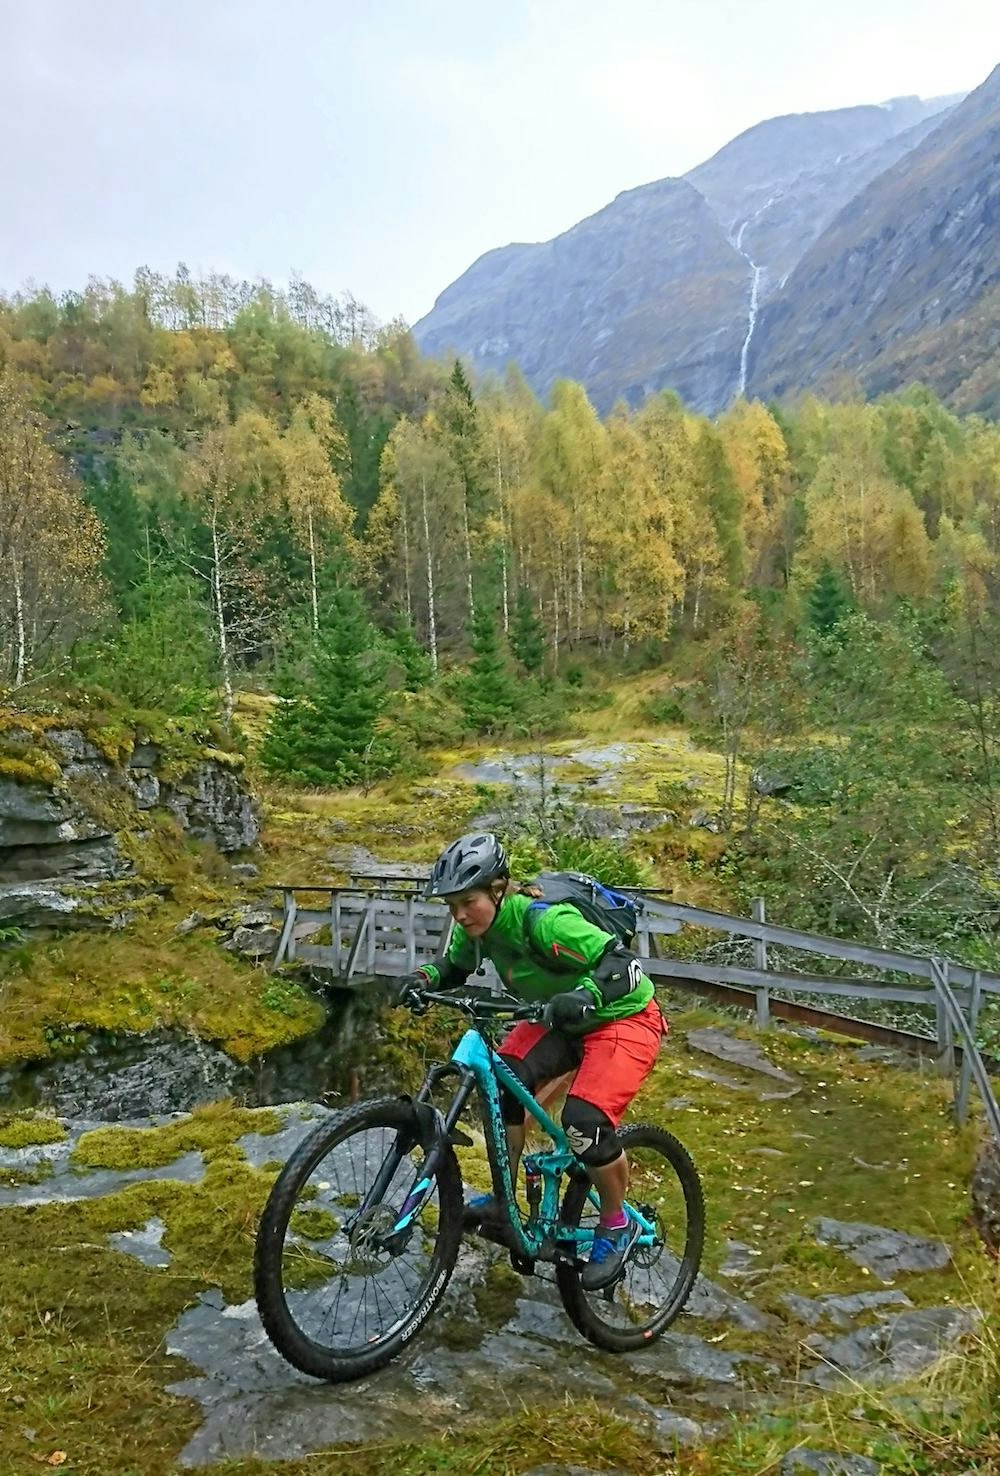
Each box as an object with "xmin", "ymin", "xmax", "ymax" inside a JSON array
[{"xmin": 268, "ymin": 876, "xmax": 1000, "ymax": 1145}]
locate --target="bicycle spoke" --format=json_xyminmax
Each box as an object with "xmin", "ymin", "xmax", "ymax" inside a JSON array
[
  {"xmin": 273, "ymin": 1115, "xmax": 449, "ymax": 1359},
  {"xmin": 557, "ymin": 1129, "xmax": 702, "ymax": 1342}
]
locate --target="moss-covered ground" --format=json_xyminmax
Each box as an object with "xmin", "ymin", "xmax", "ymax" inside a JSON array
[
  {"xmin": 0, "ymin": 895, "xmax": 324, "ymax": 1069},
  {"xmin": 1, "ymin": 1020, "xmax": 997, "ymax": 1475},
  {"xmin": 3, "ymin": 681, "xmax": 997, "ymax": 1471},
  {"xmin": 1, "ymin": 674, "xmax": 740, "ymax": 1074}
]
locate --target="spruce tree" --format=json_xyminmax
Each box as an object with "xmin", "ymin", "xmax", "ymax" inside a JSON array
[
  {"xmin": 261, "ymin": 586, "xmax": 393, "ymax": 787},
  {"xmin": 84, "ymin": 461, "xmax": 146, "ymax": 614},
  {"xmin": 390, "ymin": 610, "xmax": 433, "ymax": 691},
  {"xmin": 460, "ymin": 604, "xmax": 520, "ymax": 732},
  {"xmin": 808, "ymin": 561, "xmax": 852, "ymax": 637},
  {"xmin": 510, "ymin": 585, "xmax": 545, "ymax": 673}
]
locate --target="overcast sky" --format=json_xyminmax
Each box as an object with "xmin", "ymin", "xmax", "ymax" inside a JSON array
[{"xmin": 3, "ymin": 1, "xmax": 996, "ymax": 325}]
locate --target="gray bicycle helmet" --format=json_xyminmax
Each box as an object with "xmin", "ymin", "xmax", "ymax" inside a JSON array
[{"xmin": 425, "ymin": 832, "xmax": 509, "ymax": 898}]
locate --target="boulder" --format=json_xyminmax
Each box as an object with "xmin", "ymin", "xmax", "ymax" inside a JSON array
[
  {"xmin": 0, "ymin": 879, "xmax": 139, "ymax": 931},
  {"xmin": 971, "ymin": 1137, "xmax": 1000, "ymax": 1253},
  {"xmin": 127, "ymin": 771, "xmax": 161, "ymax": 809},
  {"xmin": 1, "ymin": 725, "xmax": 259, "ymax": 934},
  {"xmin": 13, "ymin": 1033, "xmax": 242, "ymax": 1119},
  {"xmin": 225, "ymin": 925, "xmax": 280, "ymax": 959},
  {"xmin": 781, "ymin": 1451, "xmax": 880, "ymax": 1476},
  {"xmin": 162, "ymin": 763, "xmax": 258, "ymax": 852},
  {"xmin": 0, "ymin": 775, "xmax": 112, "ymax": 848},
  {"xmin": 752, "ymin": 769, "xmax": 794, "ymax": 797},
  {"xmin": 814, "ymin": 1219, "xmax": 951, "ymax": 1281}
]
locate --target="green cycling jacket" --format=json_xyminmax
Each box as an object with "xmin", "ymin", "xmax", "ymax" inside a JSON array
[{"xmin": 419, "ymin": 891, "xmax": 654, "ymax": 1024}]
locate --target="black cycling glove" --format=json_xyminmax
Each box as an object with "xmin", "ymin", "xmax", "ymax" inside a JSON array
[
  {"xmin": 542, "ymin": 988, "xmax": 596, "ymax": 1034},
  {"xmin": 393, "ymin": 970, "xmax": 430, "ymax": 1008}
]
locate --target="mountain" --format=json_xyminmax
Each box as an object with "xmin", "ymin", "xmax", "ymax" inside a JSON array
[
  {"xmin": 748, "ymin": 66, "xmax": 1000, "ymax": 413},
  {"xmin": 415, "ymin": 178, "xmax": 749, "ymax": 414},
  {"xmin": 688, "ymin": 96, "xmax": 961, "ymax": 298},
  {"xmin": 412, "ymin": 90, "xmax": 962, "ymax": 414}
]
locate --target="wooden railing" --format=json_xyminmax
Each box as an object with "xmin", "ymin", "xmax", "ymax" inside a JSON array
[{"xmin": 268, "ymin": 881, "xmax": 1000, "ymax": 1144}]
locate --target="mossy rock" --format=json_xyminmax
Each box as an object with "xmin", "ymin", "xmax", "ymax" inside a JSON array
[
  {"xmin": 72, "ymin": 1102, "xmax": 280, "ymax": 1171},
  {"xmin": 0, "ymin": 1113, "xmax": 67, "ymax": 1148}
]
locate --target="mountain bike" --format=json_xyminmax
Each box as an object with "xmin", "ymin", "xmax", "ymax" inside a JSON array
[{"xmin": 254, "ymin": 986, "xmax": 705, "ymax": 1382}]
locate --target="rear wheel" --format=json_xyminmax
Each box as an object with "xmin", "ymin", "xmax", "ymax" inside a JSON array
[
  {"xmin": 254, "ymin": 1097, "xmax": 463, "ymax": 1381},
  {"xmin": 555, "ymin": 1122, "xmax": 704, "ymax": 1353}
]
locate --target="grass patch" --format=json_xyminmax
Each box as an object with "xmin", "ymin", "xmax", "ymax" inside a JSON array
[{"xmin": 638, "ymin": 1009, "xmax": 982, "ymax": 1299}]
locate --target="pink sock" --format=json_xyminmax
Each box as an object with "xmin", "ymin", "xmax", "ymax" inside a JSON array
[{"xmin": 601, "ymin": 1210, "xmax": 628, "ymax": 1231}]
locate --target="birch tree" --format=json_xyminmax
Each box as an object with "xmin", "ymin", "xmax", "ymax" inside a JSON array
[
  {"xmin": 0, "ymin": 368, "xmax": 105, "ymax": 687},
  {"xmin": 282, "ymin": 395, "xmax": 354, "ymax": 629},
  {"xmin": 378, "ymin": 417, "xmax": 463, "ymax": 673},
  {"xmin": 180, "ymin": 410, "xmax": 282, "ymax": 724}
]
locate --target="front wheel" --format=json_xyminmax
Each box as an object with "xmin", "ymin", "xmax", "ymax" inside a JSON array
[
  {"xmin": 254, "ymin": 1097, "xmax": 463, "ymax": 1381},
  {"xmin": 556, "ymin": 1122, "xmax": 704, "ymax": 1353}
]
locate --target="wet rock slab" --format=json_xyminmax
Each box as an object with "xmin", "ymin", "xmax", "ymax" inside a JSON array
[
  {"xmin": 814, "ymin": 1219, "xmax": 951, "ymax": 1281},
  {"xmin": 108, "ymin": 1215, "xmax": 171, "ymax": 1267},
  {"xmin": 686, "ymin": 1028, "xmax": 800, "ymax": 1085},
  {"xmin": 803, "ymin": 1306, "xmax": 978, "ymax": 1389},
  {"xmin": 164, "ymin": 1262, "xmax": 765, "ymax": 1467},
  {"xmin": 0, "ymin": 1120, "xmax": 205, "ymax": 1207},
  {"xmin": 782, "ymin": 1451, "xmax": 881, "ymax": 1476},
  {"xmin": 237, "ymin": 1107, "xmax": 333, "ymax": 1168}
]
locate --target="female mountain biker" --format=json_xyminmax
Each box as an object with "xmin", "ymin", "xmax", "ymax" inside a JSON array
[{"xmin": 394, "ymin": 831, "xmax": 667, "ymax": 1292}]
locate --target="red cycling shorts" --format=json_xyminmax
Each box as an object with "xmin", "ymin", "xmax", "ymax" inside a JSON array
[{"xmin": 498, "ymin": 998, "xmax": 666, "ymax": 1126}]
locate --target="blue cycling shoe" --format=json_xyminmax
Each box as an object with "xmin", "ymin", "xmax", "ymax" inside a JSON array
[
  {"xmin": 581, "ymin": 1218, "xmax": 641, "ymax": 1292},
  {"xmin": 462, "ymin": 1192, "xmax": 514, "ymax": 1246}
]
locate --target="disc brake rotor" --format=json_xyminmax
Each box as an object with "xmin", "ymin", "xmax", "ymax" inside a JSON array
[{"xmin": 348, "ymin": 1203, "xmax": 399, "ymax": 1273}]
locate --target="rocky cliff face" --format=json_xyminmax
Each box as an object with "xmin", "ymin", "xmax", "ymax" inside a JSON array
[
  {"xmin": 416, "ymin": 177, "xmax": 748, "ymax": 414},
  {"xmin": 413, "ymin": 88, "xmax": 966, "ymax": 414},
  {"xmin": 748, "ymin": 66, "xmax": 1000, "ymax": 410},
  {"xmin": 690, "ymin": 99, "xmax": 959, "ymax": 300},
  {"xmin": 0, "ymin": 716, "xmax": 258, "ymax": 933}
]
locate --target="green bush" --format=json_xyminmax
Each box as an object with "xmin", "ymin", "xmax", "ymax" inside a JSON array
[
  {"xmin": 508, "ymin": 833, "xmax": 650, "ymax": 888},
  {"xmin": 643, "ymin": 692, "xmax": 685, "ymax": 724}
]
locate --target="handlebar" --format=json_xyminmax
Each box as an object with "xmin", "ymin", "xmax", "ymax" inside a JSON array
[{"xmin": 407, "ymin": 987, "xmax": 544, "ymax": 1023}]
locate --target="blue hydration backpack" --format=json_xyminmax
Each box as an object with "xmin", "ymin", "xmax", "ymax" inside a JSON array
[{"xmin": 522, "ymin": 870, "xmax": 644, "ymax": 972}]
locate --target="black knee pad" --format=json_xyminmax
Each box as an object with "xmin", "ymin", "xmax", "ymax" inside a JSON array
[{"xmin": 562, "ymin": 1095, "xmax": 622, "ymax": 1167}]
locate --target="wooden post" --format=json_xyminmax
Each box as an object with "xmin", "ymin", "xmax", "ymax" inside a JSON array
[
  {"xmin": 436, "ymin": 913, "xmax": 455, "ymax": 964},
  {"xmin": 956, "ymin": 971, "xmax": 982, "ymax": 1125},
  {"xmin": 343, "ymin": 909, "xmax": 369, "ymax": 981},
  {"xmin": 285, "ymin": 889, "xmax": 298, "ymax": 964},
  {"xmin": 753, "ymin": 897, "xmax": 770, "ymax": 1030},
  {"xmin": 405, "ymin": 892, "xmax": 416, "ymax": 971},
  {"xmin": 272, "ymin": 890, "xmax": 297, "ymax": 968},
  {"xmin": 932, "ymin": 957, "xmax": 956, "ymax": 1078},
  {"xmin": 332, "ymin": 890, "xmax": 342, "ymax": 975},
  {"xmin": 365, "ymin": 895, "xmax": 377, "ymax": 975}
]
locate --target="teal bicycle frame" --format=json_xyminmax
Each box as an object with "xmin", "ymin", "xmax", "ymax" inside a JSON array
[{"xmin": 381, "ymin": 998, "xmax": 657, "ymax": 1270}]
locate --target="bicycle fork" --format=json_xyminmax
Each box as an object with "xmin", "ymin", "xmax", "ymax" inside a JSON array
[{"xmin": 357, "ymin": 1070, "xmax": 477, "ymax": 1256}]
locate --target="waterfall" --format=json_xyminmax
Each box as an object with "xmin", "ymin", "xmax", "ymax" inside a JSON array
[{"xmin": 729, "ymin": 193, "xmax": 778, "ymax": 400}]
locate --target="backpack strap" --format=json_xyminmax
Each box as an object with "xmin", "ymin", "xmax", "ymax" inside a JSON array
[{"xmin": 523, "ymin": 899, "xmax": 582, "ymax": 975}]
